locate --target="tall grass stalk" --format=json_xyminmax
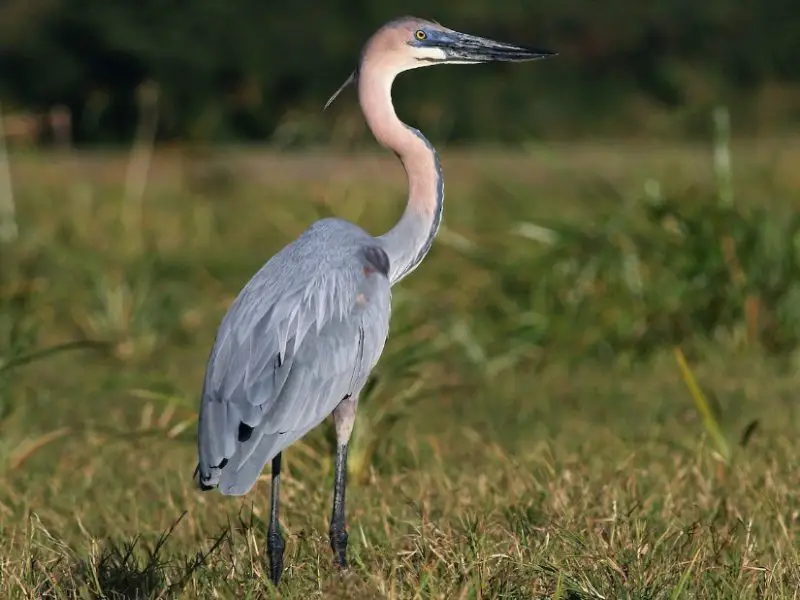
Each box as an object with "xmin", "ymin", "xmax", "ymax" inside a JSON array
[
  {"xmin": 673, "ymin": 347, "xmax": 730, "ymax": 464},
  {"xmin": 712, "ymin": 106, "xmax": 733, "ymax": 209},
  {"xmin": 0, "ymin": 103, "xmax": 18, "ymax": 244},
  {"xmin": 712, "ymin": 105, "xmax": 760, "ymax": 344},
  {"xmin": 123, "ymin": 81, "xmax": 159, "ymax": 253}
]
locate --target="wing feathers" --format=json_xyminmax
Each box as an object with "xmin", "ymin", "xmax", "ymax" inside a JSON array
[{"xmin": 196, "ymin": 221, "xmax": 392, "ymax": 495}]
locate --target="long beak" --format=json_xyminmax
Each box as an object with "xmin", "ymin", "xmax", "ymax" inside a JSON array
[{"xmin": 435, "ymin": 31, "xmax": 555, "ymax": 64}]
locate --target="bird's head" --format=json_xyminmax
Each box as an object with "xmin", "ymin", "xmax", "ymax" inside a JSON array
[{"xmin": 324, "ymin": 16, "xmax": 555, "ymax": 110}]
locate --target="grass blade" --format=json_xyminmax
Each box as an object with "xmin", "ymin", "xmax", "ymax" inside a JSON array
[{"xmin": 673, "ymin": 346, "xmax": 731, "ymax": 463}]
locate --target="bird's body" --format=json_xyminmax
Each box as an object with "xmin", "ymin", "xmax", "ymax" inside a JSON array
[
  {"xmin": 198, "ymin": 218, "xmax": 391, "ymax": 495},
  {"xmin": 195, "ymin": 15, "xmax": 554, "ymax": 586}
]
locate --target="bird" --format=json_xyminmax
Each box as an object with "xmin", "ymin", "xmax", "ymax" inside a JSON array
[{"xmin": 195, "ymin": 15, "xmax": 555, "ymax": 587}]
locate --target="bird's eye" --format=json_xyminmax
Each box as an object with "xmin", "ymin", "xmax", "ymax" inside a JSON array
[{"xmin": 414, "ymin": 30, "xmax": 427, "ymax": 41}]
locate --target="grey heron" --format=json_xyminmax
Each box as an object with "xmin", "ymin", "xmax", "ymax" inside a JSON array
[{"xmin": 195, "ymin": 15, "xmax": 554, "ymax": 586}]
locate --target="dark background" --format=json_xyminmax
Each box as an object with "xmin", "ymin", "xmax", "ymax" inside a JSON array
[{"xmin": 1, "ymin": 0, "xmax": 799, "ymax": 144}]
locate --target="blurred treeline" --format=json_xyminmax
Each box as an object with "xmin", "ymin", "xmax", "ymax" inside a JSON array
[{"xmin": 1, "ymin": 0, "xmax": 799, "ymax": 145}]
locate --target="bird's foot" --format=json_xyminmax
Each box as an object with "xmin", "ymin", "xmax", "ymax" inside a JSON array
[
  {"xmin": 329, "ymin": 524, "xmax": 349, "ymax": 570},
  {"xmin": 267, "ymin": 527, "xmax": 285, "ymax": 586}
]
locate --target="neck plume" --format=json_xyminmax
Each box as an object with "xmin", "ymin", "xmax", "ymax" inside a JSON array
[{"xmin": 357, "ymin": 61, "xmax": 444, "ymax": 285}]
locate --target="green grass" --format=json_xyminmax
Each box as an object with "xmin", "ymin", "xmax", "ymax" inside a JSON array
[{"xmin": 2, "ymin": 136, "xmax": 800, "ymax": 598}]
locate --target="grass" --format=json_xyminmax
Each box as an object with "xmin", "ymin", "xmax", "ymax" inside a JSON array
[{"xmin": 1, "ymin": 132, "xmax": 800, "ymax": 598}]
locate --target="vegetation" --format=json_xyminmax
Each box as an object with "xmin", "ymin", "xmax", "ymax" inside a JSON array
[
  {"xmin": 1, "ymin": 0, "xmax": 799, "ymax": 143},
  {"xmin": 0, "ymin": 118, "xmax": 799, "ymax": 597}
]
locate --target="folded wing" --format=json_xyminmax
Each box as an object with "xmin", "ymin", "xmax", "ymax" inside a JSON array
[{"xmin": 196, "ymin": 219, "xmax": 391, "ymax": 495}]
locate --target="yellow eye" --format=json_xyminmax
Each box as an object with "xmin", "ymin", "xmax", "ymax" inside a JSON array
[{"xmin": 414, "ymin": 30, "xmax": 427, "ymax": 41}]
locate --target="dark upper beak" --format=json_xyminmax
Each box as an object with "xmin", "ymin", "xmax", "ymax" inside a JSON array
[{"xmin": 438, "ymin": 31, "xmax": 555, "ymax": 63}]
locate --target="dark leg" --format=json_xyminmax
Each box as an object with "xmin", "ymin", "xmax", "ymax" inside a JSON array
[
  {"xmin": 267, "ymin": 453, "xmax": 285, "ymax": 586},
  {"xmin": 329, "ymin": 443, "xmax": 349, "ymax": 569}
]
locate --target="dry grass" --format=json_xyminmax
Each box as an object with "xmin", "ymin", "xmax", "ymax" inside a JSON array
[{"xmin": 1, "ymin": 139, "xmax": 800, "ymax": 598}]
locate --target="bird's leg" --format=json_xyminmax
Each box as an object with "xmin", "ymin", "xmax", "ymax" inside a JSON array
[
  {"xmin": 267, "ymin": 453, "xmax": 285, "ymax": 586},
  {"xmin": 329, "ymin": 442, "xmax": 349, "ymax": 569},
  {"xmin": 330, "ymin": 395, "xmax": 357, "ymax": 570}
]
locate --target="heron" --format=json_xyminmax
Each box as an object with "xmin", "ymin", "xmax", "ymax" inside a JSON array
[{"xmin": 195, "ymin": 15, "xmax": 554, "ymax": 586}]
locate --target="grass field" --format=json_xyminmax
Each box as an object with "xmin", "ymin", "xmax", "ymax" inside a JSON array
[{"xmin": 1, "ymin": 135, "xmax": 800, "ymax": 598}]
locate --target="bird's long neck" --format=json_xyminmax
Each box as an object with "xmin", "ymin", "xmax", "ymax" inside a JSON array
[{"xmin": 358, "ymin": 62, "xmax": 444, "ymax": 285}]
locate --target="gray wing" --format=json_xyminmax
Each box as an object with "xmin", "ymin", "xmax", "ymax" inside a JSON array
[{"xmin": 196, "ymin": 218, "xmax": 392, "ymax": 496}]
